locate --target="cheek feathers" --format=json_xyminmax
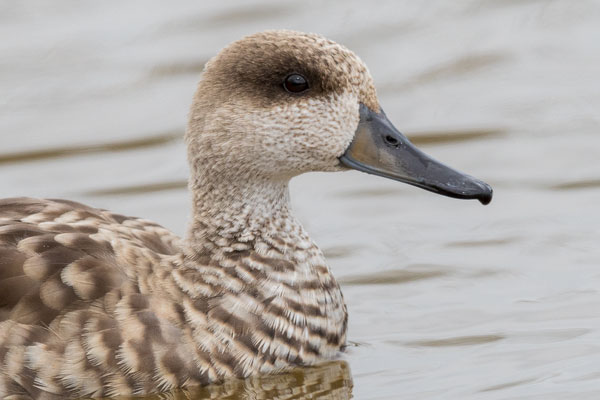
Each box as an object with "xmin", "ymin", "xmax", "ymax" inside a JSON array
[
  {"xmin": 192, "ymin": 92, "xmax": 361, "ymax": 177},
  {"xmin": 268, "ymin": 93, "xmax": 360, "ymax": 167}
]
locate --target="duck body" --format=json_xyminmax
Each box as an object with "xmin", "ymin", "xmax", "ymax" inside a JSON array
[
  {"xmin": 0, "ymin": 197, "xmax": 346, "ymax": 398},
  {"xmin": 0, "ymin": 30, "xmax": 492, "ymax": 399}
]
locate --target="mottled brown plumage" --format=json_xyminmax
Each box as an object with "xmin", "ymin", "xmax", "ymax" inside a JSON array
[
  {"xmin": 0, "ymin": 30, "xmax": 378, "ymax": 398},
  {"xmin": 0, "ymin": 195, "xmax": 348, "ymax": 399}
]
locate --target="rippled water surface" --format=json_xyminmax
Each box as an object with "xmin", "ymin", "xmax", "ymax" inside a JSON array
[{"xmin": 2, "ymin": 1, "xmax": 600, "ymax": 399}]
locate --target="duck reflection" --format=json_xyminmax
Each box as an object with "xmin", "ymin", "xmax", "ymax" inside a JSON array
[{"xmin": 100, "ymin": 361, "xmax": 352, "ymax": 400}]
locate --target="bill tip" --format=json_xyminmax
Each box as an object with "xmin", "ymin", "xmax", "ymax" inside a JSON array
[{"xmin": 477, "ymin": 184, "xmax": 493, "ymax": 205}]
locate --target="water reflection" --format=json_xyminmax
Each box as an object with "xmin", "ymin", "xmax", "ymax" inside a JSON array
[{"xmin": 91, "ymin": 361, "xmax": 352, "ymax": 400}]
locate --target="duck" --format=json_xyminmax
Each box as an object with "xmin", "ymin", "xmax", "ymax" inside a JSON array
[{"xmin": 0, "ymin": 30, "xmax": 492, "ymax": 399}]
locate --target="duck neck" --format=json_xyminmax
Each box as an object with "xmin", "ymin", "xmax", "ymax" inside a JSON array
[
  {"xmin": 185, "ymin": 172, "xmax": 296, "ymax": 254},
  {"xmin": 179, "ymin": 170, "xmax": 348, "ymax": 362}
]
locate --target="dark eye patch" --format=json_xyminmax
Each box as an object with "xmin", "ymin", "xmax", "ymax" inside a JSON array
[{"xmin": 210, "ymin": 47, "xmax": 334, "ymax": 106}]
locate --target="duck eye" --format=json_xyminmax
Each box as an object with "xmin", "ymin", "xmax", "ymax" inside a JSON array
[{"xmin": 283, "ymin": 74, "xmax": 309, "ymax": 93}]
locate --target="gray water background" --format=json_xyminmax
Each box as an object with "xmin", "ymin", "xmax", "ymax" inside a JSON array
[{"xmin": 1, "ymin": 1, "xmax": 600, "ymax": 399}]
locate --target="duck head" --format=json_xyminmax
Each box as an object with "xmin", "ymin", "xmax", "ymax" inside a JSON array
[{"xmin": 187, "ymin": 30, "xmax": 492, "ymax": 205}]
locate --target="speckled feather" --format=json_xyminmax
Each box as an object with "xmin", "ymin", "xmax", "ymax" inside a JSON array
[{"xmin": 0, "ymin": 30, "xmax": 378, "ymax": 398}]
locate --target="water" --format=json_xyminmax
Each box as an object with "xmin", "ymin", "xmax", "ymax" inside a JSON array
[{"xmin": 1, "ymin": 1, "xmax": 600, "ymax": 399}]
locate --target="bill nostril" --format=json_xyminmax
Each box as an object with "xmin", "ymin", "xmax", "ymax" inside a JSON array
[{"xmin": 384, "ymin": 135, "xmax": 399, "ymax": 147}]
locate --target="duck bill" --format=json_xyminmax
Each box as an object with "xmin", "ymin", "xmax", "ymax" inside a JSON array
[{"xmin": 340, "ymin": 104, "xmax": 493, "ymax": 205}]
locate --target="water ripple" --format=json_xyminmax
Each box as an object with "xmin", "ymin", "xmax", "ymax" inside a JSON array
[
  {"xmin": 406, "ymin": 334, "xmax": 505, "ymax": 348},
  {"xmin": 85, "ymin": 180, "xmax": 187, "ymax": 196},
  {"xmin": 339, "ymin": 265, "xmax": 447, "ymax": 286},
  {"xmin": 549, "ymin": 178, "xmax": 600, "ymax": 191},
  {"xmin": 0, "ymin": 132, "xmax": 181, "ymax": 166}
]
